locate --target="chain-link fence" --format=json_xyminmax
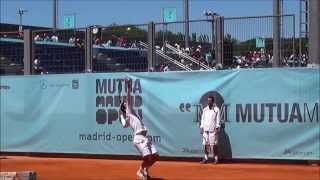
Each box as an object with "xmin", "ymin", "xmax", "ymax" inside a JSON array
[
  {"xmin": 154, "ymin": 20, "xmax": 213, "ymax": 71},
  {"xmin": 151, "ymin": 15, "xmax": 296, "ymax": 70},
  {"xmin": 223, "ymin": 15, "xmax": 296, "ymax": 68},
  {"xmin": 91, "ymin": 24, "xmax": 148, "ymax": 72},
  {"xmin": 0, "ymin": 31, "xmax": 24, "ymax": 75},
  {"xmin": 32, "ymin": 28, "xmax": 86, "ymax": 74},
  {"xmin": 0, "ymin": 14, "xmax": 300, "ymax": 75}
]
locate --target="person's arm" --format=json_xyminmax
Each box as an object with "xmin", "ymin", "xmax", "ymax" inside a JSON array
[
  {"xmin": 120, "ymin": 112, "xmax": 129, "ymax": 128},
  {"xmin": 215, "ymin": 107, "xmax": 221, "ymax": 131},
  {"xmin": 200, "ymin": 108, "xmax": 205, "ymax": 134},
  {"xmin": 125, "ymin": 78, "xmax": 132, "ymax": 114},
  {"xmin": 200, "ymin": 110, "xmax": 204, "ymax": 128}
]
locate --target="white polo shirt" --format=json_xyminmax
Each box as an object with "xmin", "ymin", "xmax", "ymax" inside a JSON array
[
  {"xmin": 120, "ymin": 112, "xmax": 147, "ymax": 135},
  {"xmin": 200, "ymin": 105, "xmax": 221, "ymax": 132}
]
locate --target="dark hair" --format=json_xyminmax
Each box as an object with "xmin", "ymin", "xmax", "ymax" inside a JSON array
[
  {"xmin": 120, "ymin": 101, "xmax": 126, "ymax": 113},
  {"xmin": 208, "ymin": 96, "xmax": 215, "ymax": 101}
]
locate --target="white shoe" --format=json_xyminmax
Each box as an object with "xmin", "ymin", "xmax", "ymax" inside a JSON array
[
  {"xmin": 143, "ymin": 168, "xmax": 150, "ymax": 179},
  {"xmin": 136, "ymin": 170, "xmax": 146, "ymax": 180},
  {"xmin": 214, "ymin": 156, "xmax": 219, "ymax": 164}
]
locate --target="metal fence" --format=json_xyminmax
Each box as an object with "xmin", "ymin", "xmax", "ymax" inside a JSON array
[
  {"xmin": 223, "ymin": 15, "xmax": 296, "ymax": 68},
  {"xmin": 0, "ymin": 14, "xmax": 302, "ymax": 75},
  {"xmin": 0, "ymin": 31, "xmax": 24, "ymax": 75},
  {"xmin": 154, "ymin": 20, "xmax": 213, "ymax": 71},
  {"xmin": 32, "ymin": 28, "xmax": 86, "ymax": 74},
  {"xmin": 151, "ymin": 15, "xmax": 296, "ymax": 71},
  {"xmin": 91, "ymin": 24, "xmax": 148, "ymax": 72}
]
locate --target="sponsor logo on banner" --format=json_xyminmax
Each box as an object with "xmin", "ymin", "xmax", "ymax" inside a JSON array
[
  {"xmin": 95, "ymin": 78, "xmax": 143, "ymax": 125},
  {"xmin": 282, "ymin": 148, "xmax": 313, "ymax": 157},
  {"xmin": 0, "ymin": 85, "xmax": 10, "ymax": 90},
  {"xmin": 40, "ymin": 79, "xmax": 48, "ymax": 89},
  {"xmin": 234, "ymin": 102, "xmax": 319, "ymax": 123},
  {"xmin": 72, "ymin": 79, "xmax": 79, "ymax": 89},
  {"xmin": 179, "ymin": 91, "xmax": 228, "ymax": 123},
  {"xmin": 78, "ymin": 78, "xmax": 162, "ymax": 145},
  {"xmin": 40, "ymin": 79, "xmax": 79, "ymax": 90},
  {"xmin": 180, "ymin": 90, "xmax": 319, "ymax": 124}
]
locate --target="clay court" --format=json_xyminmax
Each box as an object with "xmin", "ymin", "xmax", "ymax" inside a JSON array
[{"xmin": 0, "ymin": 156, "xmax": 319, "ymax": 180}]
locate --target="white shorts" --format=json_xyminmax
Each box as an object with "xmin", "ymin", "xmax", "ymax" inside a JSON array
[
  {"xmin": 134, "ymin": 134, "xmax": 157, "ymax": 157},
  {"xmin": 202, "ymin": 131, "xmax": 218, "ymax": 146}
]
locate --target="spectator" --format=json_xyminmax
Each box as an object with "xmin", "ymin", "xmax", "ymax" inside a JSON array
[
  {"xmin": 75, "ymin": 38, "xmax": 82, "ymax": 48},
  {"xmin": 185, "ymin": 47, "xmax": 190, "ymax": 55},
  {"xmin": 33, "ymin": 57, "xmax": 43, "ymax": 74},
  {"xmin": 205, "ymin": 51, "xmax": 213, "ymax": 67},
  {"xmin": 43, "ymin": 33, "xmax": 50, "ymax": 41},
  {"xmin": 131, "ymin": 40, "xmax": 137, "ymax": 48},
  {"xmin": 34, "ymin": 34, "xmax": 40, "ymax": 41},
  {"xmin": 95, "ymin": 37, "xmax": 101, "ymax": 45},
  {"xmin": 193, "ymin": 47, "xmax": 201, "ymax": 61},
  {"xmin": 159, "ymin": 64, "xmax": 165, "ymax": 72},
  {"xmin": 51, "ymin": 34, "xmax": 58, "ymax": 42},
  {"xmin": 111, "ymin": 35, "xmax": 117, "ymax": 46},
  {"xmin": 119, "ymin": 36, "xmax": 125, "ymax": 47},
  {"xmin": 174, "ymin": 43, "xmax": 181, "ymax": 51},
  {"xmin": 106, "ymin": 40, "xmax": 112, "ymax": 47},
  {"xmin": 69, "ymin": 37, "xmax": 75, "ymax": 44},
  {"xmin": 216, "ymin": 63, "xmax": 223, "ymax": 70},
  {"xmin": 163, "ymin": 64, "xmax": 170, "ymax": 71}
]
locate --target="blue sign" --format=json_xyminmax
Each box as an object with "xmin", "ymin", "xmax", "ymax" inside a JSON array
[
  {"xmin": 63, "ymin": 15, "xmax": 75, "ymax": 29},
  {"xmin": 163, "ymin": 8, "xmax": 177, "ymax": 23},
  {"xmin": 256, "ymin": 37, "xmax": 265, "ymax": 48}
]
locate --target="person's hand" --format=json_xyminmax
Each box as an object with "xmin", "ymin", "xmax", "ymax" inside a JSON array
[
  {"xmin": 215, "ymin": 127, "xmax": 220, "ymax": 133},
  {"xmin": 200, "ymin": 128, "xmax": 204, "ymax": 134},
  {"xmin": 125, "ymin": 78, "xmax": 132, "ymax": 91}
]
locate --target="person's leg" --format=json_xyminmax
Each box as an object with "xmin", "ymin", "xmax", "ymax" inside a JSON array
[
  {"xmin": 213, "ymin": 145, "xmax": 219, "ymax": 164},
  {"xmin": 142, "ymin": 154, "xmax": 152, "ymax": 172},
  {"xmin": 143, "ymin": 143, "xmax": 159, "ymax": 178},
  {"xmin": 201, "ymin": 132, "xmax": 210, "ymax": 163},
  {"xmin": 136, "ymin": 157, "xmax": 148, "ymax": 179},
  {"xmin": 135, "ymin": 142, "xmax": 148, "ymax": 179},
  {"xmin": 142, "ymin": 153, "xmax": 159, "ymax": 178},
  {"xmin": 207, "ymin": 132, "xmax": 217, "ymax": 163},
  {"xmin": 211, "ymin": 132, "xmax": 219, "ymax": 164},
  {"xmin": 148, "ymin": 153, "xmax": 159, "ymax": 167},
  {"xmin": 204, "ymin": 144, "xmax": 210, "ymax": 161}
]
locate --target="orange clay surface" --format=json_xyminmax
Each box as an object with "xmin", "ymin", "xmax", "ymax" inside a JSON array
[{"xmin": 0, "ymin": 156, "xmax": 319, "ymax": 180}]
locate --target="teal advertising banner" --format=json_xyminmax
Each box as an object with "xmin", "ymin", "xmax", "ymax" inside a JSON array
[{"xmin": 1, "ymin": 68, "xmax": 319, "ymax": 160}]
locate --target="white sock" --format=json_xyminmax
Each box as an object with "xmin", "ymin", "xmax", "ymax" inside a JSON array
[
  {"xmin": 204, "ymin": 154, "xmax": 208, "ymax": 160},
  {"xmin": 143, "ymin": 167, "xmax": 148, "ymax": 176},
  {"xmin": 137, "ymin": 166, "xmax": 144, "ymax": 177}
]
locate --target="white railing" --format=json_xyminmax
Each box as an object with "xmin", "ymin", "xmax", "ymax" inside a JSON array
[
  {"xmin": 139, "ymin": 41, "xmax": 192, "ymax": 71},
  {"xmin": 165, "ymin": 42, "xmax": 211, "ymax": 70}
]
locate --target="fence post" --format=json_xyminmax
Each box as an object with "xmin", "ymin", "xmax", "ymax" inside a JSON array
[
  {"xmin": 211, "ymin": 19, "xmax": 215, "ymax": 53},
  {"xmin": 215, "ymin": 16, "xmax": 224, "ymax": 67},
  {"xmin": 184, "ymin": 0, "xmax": 189, "ymax": 49},
  {"xmin": 23, "ymin": 29, "xmax": 33, "ymax": 75},
  {"xmin": 309, "ymin": 0, "xmax": 320, "ymax": 67},
  {"xmin": 273, "ymin": 0, "xmax": 281, "ymax": 67},
  {"xmin": 148, "ymin": 22, "xmax": 155, "ymax": 71},
  {"xmin": 85, "ymin": 26, "xmax": 93, "ymax": 72},
  {"xmin": 292, "ymin": 15, "xmax": 296, "ymax": 63}
]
